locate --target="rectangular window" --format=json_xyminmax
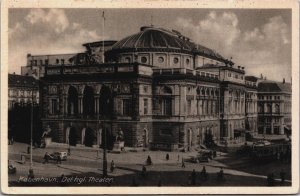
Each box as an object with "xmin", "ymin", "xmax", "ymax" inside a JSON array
[
  {"xmin": 61, "ymin": 59, "xmax": 65, "ymax": 65},
  {"xmin": 123, "ymin": 99, "xmax": 131, "ymax": 116},
  {"xmin": 143, "ymin": 98, "xmax": 148, "ymax": 115},
  {"xmin": 187, "ymin": 100, "xmax": 192, "ymax": 115},
  {"xmin": 56, "ymin": 59, "xmax": 59, "ymax": 64},
  {"xmin": 228, "ymin": 72, "xmax": 231, "ymax": 77},
  {"xmin": 162, "ymin": 98, "xmax": 172, "ymax": 116},
  {"xmin": 45, "ymin": 59, "xmax": 49, "ymax": 65},
  {"xmin": 51, "ymin": 99, "xmax": 58, "ymax": 114},
  {"xmin": 40, "ymin": 60, "xmax": 43, "ymax": 65}
]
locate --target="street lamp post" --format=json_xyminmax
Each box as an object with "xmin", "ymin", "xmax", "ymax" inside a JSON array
[
  {"xmin": 103, "ymin": 125, "xmax": 107, "ymax": 177},
  {"xmin": 29, "ymin": 82, "xmax": 35, "ymax": 178}
]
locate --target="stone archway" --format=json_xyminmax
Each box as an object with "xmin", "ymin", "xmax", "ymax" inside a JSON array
[
  {"xmin": 99, "ymin": 86, "xmax": 113, "ymax": 118},
  {"xmin": 69, "ymin": 127, "xmax": 77, "ymax": 146},
  {"xmin": 84, "ymin": 127, "xmax": 96, "ymax": 147}
]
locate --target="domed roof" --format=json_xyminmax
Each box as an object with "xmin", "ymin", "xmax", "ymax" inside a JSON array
[
  {"xmin": 112, "ymin": 26, "xmax": 195, "ymax": 51},
  {"xmin": 108, "ymin": 26, "xmax": 227, "ymax": 63}
]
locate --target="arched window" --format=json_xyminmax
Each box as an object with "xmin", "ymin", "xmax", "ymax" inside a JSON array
[
  {"xmin": 83, "ymin": 86, "xmax": 95, "ymax": 116},
  {"xmin": 99, "ymin": 86, "xmax": 113, "ymax": 118},
  {"xmin": 68, "ymin": 86, "xmax": 78, "ymax": 115}
]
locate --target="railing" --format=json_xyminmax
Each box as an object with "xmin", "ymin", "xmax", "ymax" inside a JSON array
[{"xmin": 153, "ymin": 68, "xmax": 219, "ymax": 80}]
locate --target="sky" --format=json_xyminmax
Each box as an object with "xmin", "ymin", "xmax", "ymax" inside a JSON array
[{"xmin": 8, "ymin": 8, "xmax": 291, "ymax": 82}]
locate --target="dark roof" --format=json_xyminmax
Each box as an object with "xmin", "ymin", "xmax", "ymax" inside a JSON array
[
  {"xmin": 83, "ymin": 40, "xmax": 118, "ymax": 47},
  {"xmin": 8, "ymin": 74, "xmax": 38, "ymax": 88},
  {"xmin": 112, "ymin": 26, "xmax": 195, "ymax": 50},
  {"xmin": 245, "ymin": 76, "xmax": 259, "ymax": 82},
  {"xmin": 111, "ymin": 26, "xmax": 226, "ymax": 61},
  {"xmin": 258, "ymin": 81, "xmax": 291, "ymax": 93}
]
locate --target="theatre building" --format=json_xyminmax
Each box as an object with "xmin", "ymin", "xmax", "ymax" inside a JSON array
[{"xmin": 33, "ymin": 26, "xmax": 258, "ymax": 150}]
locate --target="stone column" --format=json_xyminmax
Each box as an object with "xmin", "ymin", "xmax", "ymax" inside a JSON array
[
  {"xmin": 95, "ymin": 96, "xmax": 99, "ymax": 114},
  {"xmin": 63, "ymin": 96, "xmax": 67, "ymax": 115},
  {"xmin": 78, "ymin": 96, "xmax": 83, "ymax": 114}
]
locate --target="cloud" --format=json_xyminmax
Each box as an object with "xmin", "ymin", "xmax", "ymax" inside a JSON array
[
  {"xmin": 175, "ymin": 12, "xmax": 291, "ymax": 81},
  {"xmin": 9, "ymin": 9, "xmax": 103, "ymax": 74}
]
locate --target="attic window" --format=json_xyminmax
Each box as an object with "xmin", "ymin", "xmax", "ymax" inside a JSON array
[
  {"xmin": 186, "ymin": 59, "xmax": 190, "ymax": 65},
  {"xmin": 173, "ymin": 57, "xmax": 179, "ymax": 64},
  {"xmin": 158, "ymin": 57, "xmax": 164, "ymax": 63},
  {"xmin": 141, "ymin": 56, "xmax": 147, "ymax": 63},
  {"xmin": 125, "ymin": 57, "xmax": 131, "ymax": 63}
]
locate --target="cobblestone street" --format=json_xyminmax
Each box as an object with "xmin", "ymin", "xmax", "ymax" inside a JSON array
[{"xmin": 8, "ymin": 142, "xmax": 291, "ymax": 186}]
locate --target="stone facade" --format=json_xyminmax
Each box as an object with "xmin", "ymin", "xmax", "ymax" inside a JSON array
[{"xmin": 36, "ymin": 26, "xmax": 263, "ymax": 150}]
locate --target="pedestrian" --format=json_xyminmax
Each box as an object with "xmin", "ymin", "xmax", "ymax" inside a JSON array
[
  {"xmin": 131, "ymin": 176, "xmax": 138, "ymax": 186},
  {"xmin": 43, "ymin": 152, "xmax": 49, "ymax": 164},
  {"xmin": 146, "ymin": 155, "xmax": 152, "ymax": 165},
  {"xmin": 68, "ymin": 148, "xmax": 71, "ymax": 156},
  {"xmin": 166, "ymin": 153, "xmax": 169, "ymax": 161},
  {"xmin": 142, "ymin": 166, "xmax": 147, "ymax": 178},
  {"xmin": 177, "ymin": 155, "xmax": 180, "ymax": 162},
  {"xmin": 110, "ymin": 160, "xmax": 115, "ymax": 173},
  {"xmin": 57, "ymin": 155, "xmax": 62, "ymax": 164},
  {"xmin": 27, "ymin": 146, "xmax": 30, "ymax": 154},
  {"xmin": 201, "ymin": 166, "xmax": 207, "ymax": 180},
  {"xmin": 59, "ymin": 174, "xmax": 65, "ymax": 185},
  {"xmin": 213, "ymin": 150, "xmax": 217, "ymax": 158},
  {"xmin": 218, "ymin": 167, "xmax": 224, "ymax": 181},
  {"xmin": 157, "ymin": 173, "xmax": 162, "ymax": 186},
  {"xmin": 181, "ymin": 158, "xmax": 185, "ymax": 168},
  {"xmin": 280, "ymin": 169, "xmax": 286, "ymax": 183},
  {"xmin": 191, "ymin": 169, "xmax": 196, "ymax": 185},
  {"xmin": 28, "ymin": 168, "xmax": 34, "ymax": 179},
  {"xmin": 267, "ymin": 173, "xmax": 275, "ymax": 186}
]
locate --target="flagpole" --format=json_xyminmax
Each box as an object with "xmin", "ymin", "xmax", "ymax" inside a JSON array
[{"xmin": 102, "ymin": 11, "xmax": 105, "ymax": 63}]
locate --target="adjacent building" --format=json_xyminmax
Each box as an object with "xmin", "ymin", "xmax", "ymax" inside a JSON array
[
  {"xmin": 257, "ymin": 79, "xmax": 292, "ymax": 136},
  {"xmin": 8, "ymin": 73, "xmax": 40, "ymax": 143},
  {"xmin": 8, "ymin": 73, "xmax": 39, "ymax": 109}
]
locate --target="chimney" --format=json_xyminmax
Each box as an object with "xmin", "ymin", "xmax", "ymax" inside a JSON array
[
  {"xmin": 283, "ymin": 78, "xmax": 285, "ymax": 84},
  {"xmin": 264, "ymin": 76, "xmax": 267, "ymax": 80},
  {"xmin": 260, "ymin": 73, "xmax": 263, "ymax": 79}
]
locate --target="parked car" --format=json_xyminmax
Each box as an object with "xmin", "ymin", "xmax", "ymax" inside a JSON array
[
  {"xmin": 48, "ymin": 152, "xmax": 68, "ymax": 161},
  {"xmin": 189, "ymin": 154, "xmax": 210, "ymax": 163},
  {"xmin": 253, "ymin": 140, "xmax": 271, "ymax": 147},
  {"xmin": 198, "ymin": 144, "xmax": 211, "ymax": 154}
]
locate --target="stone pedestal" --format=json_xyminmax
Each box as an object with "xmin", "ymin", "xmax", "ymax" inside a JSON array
[
  {"xmin": 44, "ymin": 137, "xmax": 52, "ymax": 147},
  {"xmin": 113, "ymin": 141, "xmax": 125, "ymax": 152}
]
